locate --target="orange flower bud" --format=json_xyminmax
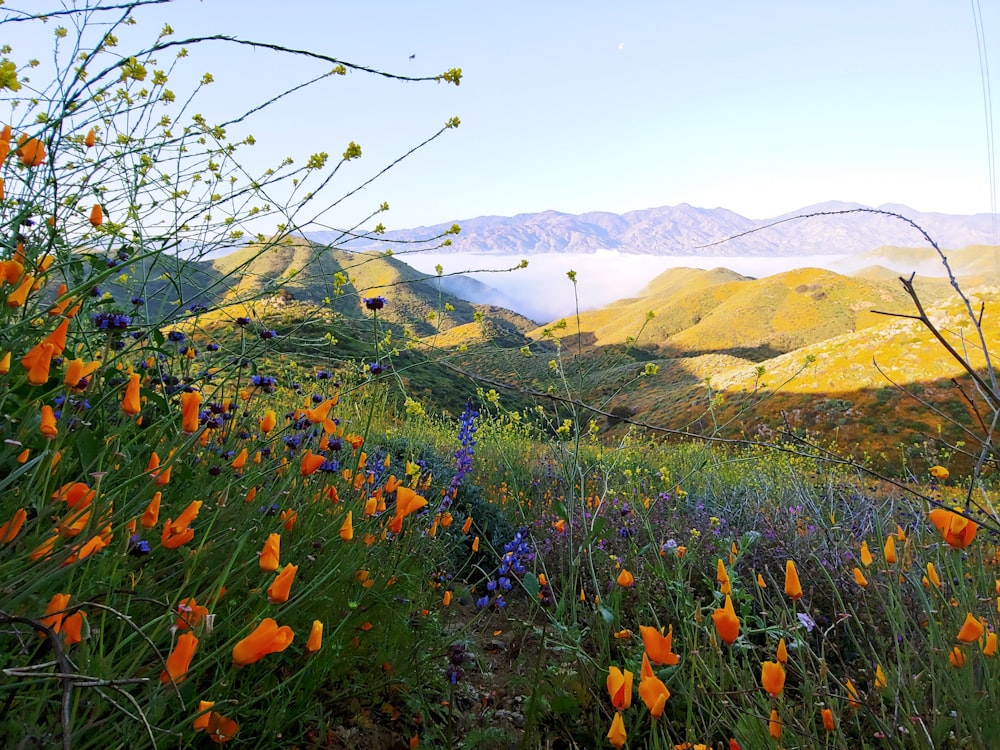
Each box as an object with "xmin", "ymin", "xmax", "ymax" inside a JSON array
[
  {"xmin": 88, "ymin": 204, "xmax": 103, "ymax": 227},
  {"xmin": 259, "ymin": 533, "xmax": 280, "ymax": 571},
  {"xmin": 122, "ymin": 372, "xmax": 141, "ymax": 416},
  {"xmin": 18, "ymin": 136, "xmax": 45, "ymax": 167},
  {"xmin": 306, "ymin": 620, "xmax": 323, "ymax": 653}
]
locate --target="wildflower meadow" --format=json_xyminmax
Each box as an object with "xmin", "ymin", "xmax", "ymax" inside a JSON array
[{"xmin": 2, "ymin": 3, "xmax": 1000, "ymax": 749}]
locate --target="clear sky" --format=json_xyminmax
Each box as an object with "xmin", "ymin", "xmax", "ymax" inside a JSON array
[{"xmin": 10, "ymin": 1, "xmax": 1000, "ymax": 232}]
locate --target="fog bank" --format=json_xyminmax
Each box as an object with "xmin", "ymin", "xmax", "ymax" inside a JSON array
[{"xmin": 403, "ymin": 251, "xmax": 948, "ymax": 324}]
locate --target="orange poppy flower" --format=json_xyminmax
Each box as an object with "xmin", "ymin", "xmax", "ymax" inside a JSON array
[
  {"xmin": 949, "ymin": 646, "xmax": 967, "ymax": 668},
  {"xmin": 21, "ymin": 341, "xmax": 54, "ymax": 385},
  {"xmin": 122, "ymin": 372, "xmax": 141, "ymax": 416},
  {"xmin": 638, "ymin": 674, "xmax": 670, "ymax": 718},
  {"xmin": 875, "ymin": 664, "xmax": 888, "ymax": 689},
  {"xmin": 267, "ymin": 563, "xmax": 298, "ymax": 604},
  {"xmin": 62, "ymin": 611, "xmax": 87, "ymax": 645},
  {"xmin": 0, "ymin": 507, "xmax": 27, "ymax": 542},
  {"xmin": 761, "ymin": 660, "xmax": 785, "ymax": 698},
  {"xmin": 853, "ymin": 567, "xmax": 868, "ymax": 587},
  {"xmin": 607, "ymin": 711, "xmax": 627, "ymax": 748},
  {"xmin": 340, "ymin": 511, "xmax": 353, "ymax": 541},
  {"xmin": 193, "ymin": 701, "xmax": 239, "ymax": 743},
  {"xmin": 883, "ymin": 535, "xmax": 897, "ymax": 564},
  {"xmin": 606, "ymin": 666, "xmax": 633, "ymax": 710},
  {"xmin": 40, "ymin": 405, "xmax": 58, "ymax": 439},
  {"xmin": 176, "ymin": 597, "xmax": 210, "ymax": 630},
  {"xmin": 39, "ymin": 593, "xmax": 71, "ymax": 635},
  {"xmin": 300, "ymin": 450, "xmax": 325, "ymax": 476},
  {"xmin": 141, "ymin": 492, "xmax": 161, "ymax": 528},
  {"xmin": 160, "ymin": 631, "xmax": 199, "ymax": 684},
  {"xmin": 640, "ymin": 624, "xmax": 680, "ymax": 666},
  {"xmin": 820, "ymin": 706, "xmax": 836, "ymax": 732},
  {"xmin": 712, "ymin": 594, "xmax": 740, "ymax": 645},
  {"xmin": 161, "ymin": 520, "xmax": 195, "ymax": 549},
  {"xmin": 389, "ymin": 486, "xmax": 428, "ymax": 534},
  {"xmin": 306, "ymin": 620, "xmax": 323, "ymax": 653},
  {"xmin": 716, "ymin": 559, "xmax": 731, "ymax": 595},
  {"xmin": 928, "ymin": 508, "xmax": 978, "ymax": 549},
  {"xmin": 84, "ymin": 128, "xmax": 96, "ymax": 148},
  {"xmin": 616, "ymin": 568, "xmax": 635, "ymax": 588},
  {"xmin": 768, "ymin": 709, "xmax": 781, "ymax": 739},
  {"xmin": 171, "ymin": 500, "xmax": 202, "ymax": 533},
  {"xmin": 957, "ymin": 613, "xmax": 985, "ymax": 643},
  {"xmin": 18, "ymin": 136, "xmax": 45, "ymax": 167},
  {"xmin": 259, "ymin": 533, "xmax": 280, "ymax": 571},
  {"xmin": 776, "ymin": 638, "xmax": 788, "ymax": 665},
  {"xmin": 180, "ymin": 390, "xmax": 202, "ymax": 433},
  {"xmin": 860, "ymin": 540, "xmax": 873, "ymax": 566},
  {"xmin": 232, "ymin": 617, "xmax": 294, "ymax": 666},
  {"xmin": 784, "ymin": 560, "xmax": 803, "ymax": 599},
  {"xmin": 89, "ymin": 204, "xmax": 103, "ymax": 227},
  {"xmin": 64, "ymin": 358, "xmax": 100, "ymax": 389},
  {"xmin": 984, "ymin": 632, "xmax": 998, "ymax": 657}
]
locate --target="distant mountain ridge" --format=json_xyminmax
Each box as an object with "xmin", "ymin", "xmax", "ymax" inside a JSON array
[{"xmin": 307, "ymin": 201, "xmax": 999, "ymax": 257}]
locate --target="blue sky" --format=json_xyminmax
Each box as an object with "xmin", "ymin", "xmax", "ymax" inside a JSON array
[{"xmin": 11, "ymin": 1, "xmax": 1000, "ymax": 232}]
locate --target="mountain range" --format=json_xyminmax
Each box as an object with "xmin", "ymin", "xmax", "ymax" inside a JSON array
[{"xmin": 307, "ymin": 201, "xmax": 1000, "ymax": 257}]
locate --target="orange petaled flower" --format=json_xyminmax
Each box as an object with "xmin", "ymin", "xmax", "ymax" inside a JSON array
[
  {"xmin": 259, "ymin": 533, "xmax": 280, "ymax": 571},
  {"xmin": 267, "ymin": 563, "xmax": 298, "ymax": 604},
  {"xmin": 18, "ymin": 136, "xmax": 45, "ymax": 167},
  {"xmin": 957, "ymin": 613, "xmax": 985, "ymax": 643},
  {"xmin": 62, "ymin": 611, "xmax": 87, "ymax": 646},
  {"xmin": 0, "ymin": 350, "xmax": 10, "ymax": 374},
  {"xmin": 471, "ymin": 536, "xmax": 479, "ymax": 552},
  {"xmin": 388, "ymin": 486, "xmax": 428, "ymax": 534},
  {"xmin": 193, "ymin": 702, "xmax": 239, "ymax": 744},
  {"xmin": 845, "ymin": 679, "xmax": 861, "ymax": 708},
  {"xmin": 53, "ymin": 482, "xmax": 95, "ymax": 509},
  {"xmin": 928, "ymin": 508, "xmax": 978, "ymax": 549},
  {"xmin": 929, "ymin": 465, "xmax": 950, "ymax": 480},
  {"xmin": 821, "ymin": 707, "xmax": 836, "ymax": 732},
  {"xmin": 949, "ymin": 646, "xmax": 967, "ymax": 668},
  {"xmin": 984, "ymin": 631, "xmax": 998, "ymax": 657},
  {"xmin": 306, "ymin": 620, "xmax": 323, "ymax": 653},
  {"xmin": 161, "ymin": 520, "xmax": 195, "ymax": 550},
  {"xmin": 171, "ymin": 500, "xmax": 202, "ymax": 533},
  {"xmin": 340, "ymin": 511, "xmax": 354, "ymax": 541},
  {"xmin": 160, "ymin": 631, "xmax": 199, "ymax": 684},
  {"xmin": 22, "ymin": 341, "xmax": 54, "ymax": 385},
  {"xmin": 0, "ymin": 508, "xmax": 27, "ymax": 542},
  {"xmin": 638, "ymin": 674, "xmax": 670, "ymax": 718},
  {"xmin": 122, "ymin": 372, "xmax": 141, "ymax": 416},
  {"xmin": 883, "ymin": 535, "xmax": 897, "ymax": 564},
  {"xmin": 84, "ymin": 128, "xmax": 96, "ymax": 148},
  {"xmin": 716, "ymin": 559, "xmax": 731, "ymax": 595},
  {"xmin": 40, "ymin": 405, "xmax": 58, "ymax": 439},
  {"xmin": 756, "ymin": 572, "xmax": 767, "ymax": 589},
  {"xmin": 875, "ymin": 664, "xmax": 888, "ymax": 689},
  {"xmin": 39, "ymin": 593, "xmax": 71, "ymax": 635},
  {"xmin": 180, "ymin": 390, "xmax": 202, "ymax": 433},
  {"xmin": 64, "ymin": 358, "xmax": 100, "ymax": 389},
  {"xmin": 89, "ymin": 204, "xmax": 103, "ymax": 227},
  {"xmin": 853, "ymin": 567, "xmax": 868, "ymax": 588},
  {"xmin": 784, "ymin": 560, "xmax": 803, "ymax": 599},
  {"xmin": 607, "ymin": 711, "xmax": 627, "ymax": 749},
  {"xmin": 776, "ymin": 638, "xmax": 788, "ymax": 665},
  {"xmin": 761, "ymin": 661, "xmax": 785, "ymax": 698},
  {"xmin": 617, "ymin": 568, "xmax": 635, "ymax": 588},
  {"xmin": 769, "ymin": 709, "xmax": 782, "ymax": 739},
  {"xmin": 232, "ymin": 617, "xmax": 294, "ymax": 666},
  {"xmin": 141, "ymin": 492, "xmax": 161, "ymax": 528},
  {"xmin": 305, "ymin": 398, "xmax": 335, "ymax": 423},
  {"xmin": 640, "ymin": 624, "xmax": 680, "ymax": 666},
  {"xmin": 7, "ymin": 273, "xmax": 34, "ymax": 308},
  {"xmin": 607, "ymin": 666, "xmax": 633, "ymax": 710},
  {"xmin": 231, "ymin": 448, "xmax": 248, "ymax": 471},
  {"xmin": 924, "ymin": 562, "xmax": 941, "ymax": 588},
  {"xmin": 462, "ymin": 516, "xmax": 473, "ymax": 534},
  {"xmin": 443, "ymin": 590, "xmax": 453, "ymax": 607},
  {"xmin": 300, "ymin": 450, "xmax": 325, "ymax": 476},
  {"xmin": 176, "ymin": 597, "xmax": 210, "ymax": 630},
  {"xmin": 712, "ymin": 594, "xmax": 740, "ymax": 645},
  {"xmin": 860, "ymin": 540, "xmax": 873, "ymax": 567},
  {"xmin": 260, "ymin": 409, "xmax": 277, "ymax": 434}
]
